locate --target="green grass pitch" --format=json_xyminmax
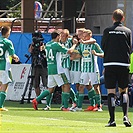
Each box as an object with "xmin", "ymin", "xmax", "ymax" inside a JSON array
[{"xmin": 0, "ymin": 101, "xmax": 133, "ymax": 133}]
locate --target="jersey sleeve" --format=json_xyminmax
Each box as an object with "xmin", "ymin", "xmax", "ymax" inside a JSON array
[
  {"xmin": 101, "ymin": 28, "xmax": 109, "ymax": 51},
  {"xmin": 93, "ymin": 43, "xmax": 103, "ymax": 53},
  {"xmin": 68, "ymin": 38, "xmax": 73, "ymax": 48},
  {"xmin": 54, "ymin": 42, "xmax": 68, "ymax": 54},
  {"xmin": 5, "ymin": 39, "xmax": 15, "ymax": 56}
]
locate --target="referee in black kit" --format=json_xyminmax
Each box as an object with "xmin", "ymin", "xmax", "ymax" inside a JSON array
[{"xmin": 101, "ymin": 9, "xmax": 132, "ymax": 127}]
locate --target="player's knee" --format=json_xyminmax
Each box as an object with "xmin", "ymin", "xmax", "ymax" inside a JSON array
[
  {"xmin": 48, "ymin": 88, "xmax": 54, "ymax": 93},
  {"xmin": 63, "ymin": 83, "xmax": 70, "ymax": 92},
  {"xmin": 79, "ymin": 85, "xmax": 84, "ymax": 92}
]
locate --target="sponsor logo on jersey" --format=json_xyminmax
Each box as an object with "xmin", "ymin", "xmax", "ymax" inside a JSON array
[{"xmin": 82, "ymin": 50, "xmax": 90, "ymax": 57}]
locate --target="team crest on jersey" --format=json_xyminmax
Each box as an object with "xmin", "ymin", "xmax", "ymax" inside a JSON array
[{"xmin": 82, "ymin": 50, "xmax": 90, "ymax": 57}]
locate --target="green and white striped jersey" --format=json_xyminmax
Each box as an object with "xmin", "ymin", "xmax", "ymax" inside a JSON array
[
  {"xmin": 70, "ymin": 44, "xmax": 81, "ymax": 72},
  {"xmin": 45, "ymin": 40, "xmax": 68, "ymax": 75},
  {"xmin": 61, "ymin": 38, "xmax": 72, "ymax": 69},
  {"xmin": 0, "ymin": 36, "xmax": 15, "ymax": 70},
  {"xmin": 80, "ymin": 43, "xmax": 103, "ymax": 73}
]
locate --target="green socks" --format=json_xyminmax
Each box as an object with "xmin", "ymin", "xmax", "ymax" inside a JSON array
[
  {"xmin": 36, "ymin": 90, "xmax": 50, "ymax": 102},
  {"xmin": 76, "ymin": 91, "xmax": 79, "ymax": 105},
  {"xmin": 95, "ymin": 94, "xmax": 101, "ymax": 107},
  {"xmin": 0, "ymin": 91, "xmax": 6, "ymax": 108},
  {"xmin": 62, "ymin": 92, "xmax": 70, "ymax": 108},
  {"xmin": 78, "ymin": 93, "xmax": 84, "ymax": 108},
  {"xmin": 46, "ymin": 93, "xmax": 53, "ymax": 106},
  {"xmin": 88, "ymin": 88, "xmax": 96, "ymax": 106},
  {"xmin": 61, "ymin": 92, "xmax": 64, "ymax": 107},
  {"xmin": 70, "ymin": 88, "xmax": 77, "ymax": 104}
]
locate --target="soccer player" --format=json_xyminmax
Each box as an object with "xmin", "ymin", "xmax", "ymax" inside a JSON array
[
  {"xmin": 69, "ymin": 34, "xmax": 82, "ymax": 109},
  {"xmin": 0, "ymin": 26, "xmax": 19, "ymax": 111},
  {"xmin": 77, "ymin": 28, "xmax": 96, "ymax": 44},
  {"xmin": 74, "ymin": 29, "xmax": 104, "ymax": 111},
  {"xmin": 32, "ymin": 30, "xmax": 77, "ymax": 111},
  {"xmin": 43, "ymin": 29, "xmax": 77, "ymax": 111},
  {"xmin": 60, "ymin": 29, "xmax": 77, "ymax": 109},
  {"xmin": 88, "ymin": 49, "xmax": 104, "ymax": 111},
  {"xmin": 102, "ymin": 9, "xmax": 132, "ymax": 127},
  {"xmin": 43, "ymin": 29, "xmax": 78, "ymax": 110}
]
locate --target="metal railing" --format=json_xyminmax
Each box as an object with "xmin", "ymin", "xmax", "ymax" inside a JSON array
[
  {"xmin": 0, "ymin": 2, "xmax": 21, "ymax": 18},
  {"xmin": 0, "ymin": 0, "xmax": 85, "ymax": 19},
  {"xmin": 11, "ymin": 17, "xmax": 75, "ymax": 32}
]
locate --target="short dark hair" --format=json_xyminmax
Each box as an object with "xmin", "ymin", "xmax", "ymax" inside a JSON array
[
  {"xmin": 51, "ymin": 30, "xmax": 60, "ymax": 39},
  {"xmin": 72, "ymin": 34, "xmax": 80, "ymax": 41},
  {"xmin": 113, "ymin": 9, "xmax": 124, "ymax": 22},
  {"xmin": 1, "ymin": 26, "xmax": 10, "ymax": 36}
]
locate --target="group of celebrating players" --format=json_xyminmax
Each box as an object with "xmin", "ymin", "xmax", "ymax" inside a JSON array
[{"xmin": 32, "ymin": 28, "xmax": 104, "ymax": 112}]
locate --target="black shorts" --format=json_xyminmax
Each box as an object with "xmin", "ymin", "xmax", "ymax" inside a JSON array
[
  {"xmin": 33, "ymin": 66, "xmax": 48, "ymax": 88},
  {"xmin": 104, "ymin": 66, "xmax": 129, "ymax": 89}
]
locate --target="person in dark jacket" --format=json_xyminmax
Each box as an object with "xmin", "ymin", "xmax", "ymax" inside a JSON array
[{"xmin": 101, "ymin": 9, "xmax": 132, "ymax": 127}]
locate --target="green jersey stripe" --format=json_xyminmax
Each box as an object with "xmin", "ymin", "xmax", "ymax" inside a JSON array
[
  {"xmin": 61, "ymin": 38, "xmax": 72, "ymax": 69},
  {"xmin": 80, "ymin": 43, "xmax": 103, "ymax": 73},
  {"xmin": 70, "ymin": 59, "xmax": 81, "ymax": 71},
  {"xmin": 70, "ymin": 44, "xmax": 81, "ymax": 72}
]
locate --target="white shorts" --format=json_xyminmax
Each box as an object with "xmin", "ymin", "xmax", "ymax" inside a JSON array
[
  {"xmin": 70, "ymin": 71, "xmax": 81, "ymax": 84},
  {"xmin": 47, "ymin": 73, "xmax": 69, "ymax": 88},
  {"xmin": 0, "ymin": 70, "xmax": 13, "ymax": 84},
  {"xmin": 63, "ymin": 68, "xmax": 71, "ymax": 83},
  {"xmin": 80, "ymin": 72, "xmax": 100, "ymax": 85}
]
